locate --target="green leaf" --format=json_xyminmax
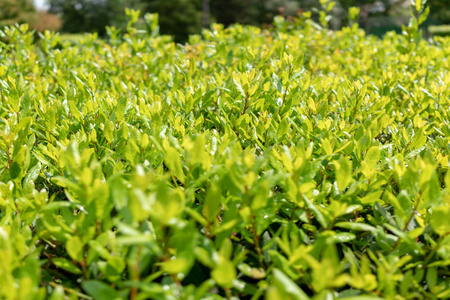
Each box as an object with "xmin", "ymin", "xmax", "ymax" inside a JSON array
[
  {"xmin": 48, "ymin": 285, "xmax": 65, "ymax": 300},
  {"xmin": 189, "ymin": 134, "xmax": 210, "ymax": 169},
  {"xmin": 418, "ymin": 6, "xmax": 430, "ymax": 25},
  {"xmin": 69, "ymin": 101, "xmax": 83, "ymax": 122},
  {"xmin": 339, "ymin": 297, "xmax": 384, "ymax": 300},
  {"xmin": 331, "ymin": 232, "xmax": 356, "ymax": 243},
  {"xmin": 9, "ymin": 161, "xmax": 22, "ymax": 180},
  {"xmin": 251, "ymin": 180, "xmax": 270, "ymax": 211},
  {"xmin": 8, "ymin": 77, "xmax": 21, "ymax": 112},
  {"xmin": 321, "ymin": 138, "xmax": 333, "ymax": 156},
  {"xmin": 45, "ymin": 105, "xmax": 56, "ymax": 131},
  {"xmin": 66, "ymin": 236, "xmax": 84, "ymax": 262},
  {"xmin": 211, "ymin": 259, "xmax": 236, "ymax": 288},
  {"xmin": 41, "ymin": 201, "xmax": 83, "ymax": 212},
  {"xmin": 335, "ymin": 156, "xmax": 352, "ymax": 192},
  {"xmin": 10, "ymin": 145, "xmax": 26, "ymax": 180},
  {"xmin": 277, "ymin": 118, "xmax": 289, "ymax": 140},
  {"xmin": 82, "ymin": 280, "xmax": 121, "ymax": 300},
  {"xmin": 106, "ymin": 256, "xmax": 126, "ymax": 274},
  {"xmin": 365, "ymin": 146, "xmax": 380, "ymax": 167},
  {"xmin": 164, "ymin": 146, "xmax": 185, "ymax": 182},
  {"xmin": 114, "ymin": 96, "xmax": 127, "ymax": 122},
  {"xmin": 426, "ymin": 267, "xmax": 437, "ymax": 289},
  {"xmin": 271, "ymin": 269, "xmax": 310, "ymax": 300},
  {"xmin": 303, "ymin": 195, "xmax": 327, "ymax": 229},
  {"xmin": 52, "ymin": 258, "xmax": 82, "ymax": 275},
  {"xmin": 103, "ymin": 121, "xmax": 114, "ymax": 143},
  {"xmin": 161, "ymin": 258, "xmax": 189, "ymax": 274},
  {"xmin": 424, "ymin": 171, "xmax": 441, "ymax": 208},
  {"xmin": 204, "ymin": 184, "xmax": 221, "ymax": 222},
  {"xmin": 431, "ymin": 206, "xmax": 450, "ymax": 235},
  {"xmin": 334, "ymin": 222, "xmax": 376, "ymax": 232}
]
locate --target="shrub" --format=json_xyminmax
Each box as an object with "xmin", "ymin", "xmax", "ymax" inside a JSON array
[
  {"xmin": 30, "ymin": 11, "xmax": 63, "ymax": 33},
  {"xmin": 1, "ymin": 3, "xmax": 450, "ymax": 299}
]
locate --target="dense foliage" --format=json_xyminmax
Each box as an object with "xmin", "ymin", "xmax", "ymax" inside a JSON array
[{"xmin": 2, "ymin": 4, "xmax": 450, "ymax": 299}]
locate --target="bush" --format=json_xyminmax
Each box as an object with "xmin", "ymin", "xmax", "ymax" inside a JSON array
[
  {"xmin": 30, "ymin": 11, "xmax": 63, "ymax": 33},
  {"xmin": 1, "ymin": 5, "xmax": 450, "ymax": 299}
]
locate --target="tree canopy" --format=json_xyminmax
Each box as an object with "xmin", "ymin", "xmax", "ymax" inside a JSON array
[{"xmin": 0, "ymin": 0, "xmax": 36, "ymax": 27}]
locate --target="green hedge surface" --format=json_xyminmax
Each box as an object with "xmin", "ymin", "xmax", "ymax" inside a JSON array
[{"xmin": 1, "ymin": 4, "xmax": 450, "ymax": 300}]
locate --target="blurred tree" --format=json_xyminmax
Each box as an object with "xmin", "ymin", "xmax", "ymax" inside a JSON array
[
  {"xmin": 265, "ymin": 0, "xmax": 300, "ymax": 17},
  {"xmin": 30, "ymin": 11, "xmax": 63, "ymax": 32},
  {"xmin": 202, "ymin": 0, "xmax": 210, "ymax": 28},
  {"xmin": 427, "ymin": 0, "xmax": 450, "ymax": 24},
  {"xmin": 144, "ymin": 0, "xmax": 202, "ymax": 42},
  {"xmin": 0, "ymin": 0, "xmax": 36, "ymax": 27},
  {"xmin": 210, "ymin": 0, "xmax": 320, "ymax": 27},
  {"xmin": 108, "ymin": 0, "xmax": 147, "ymax": 30},
  {"xmin": 48, "ymin": 0, "xmax": 114, "ymax": 35},
  {"xmin": 337, "ymin": 0, "xmax": 392, "ymax": 30},
  {"xmin": 48, "ymin": 0, "xmax": 202, "ymax": 41},
  {"xmin": 42, "ymin": 0, "xmax": 450, "ymax": 41},
  {"xmin": 211, "ymin": 0, "xmax": 263, "ymax": 26}
]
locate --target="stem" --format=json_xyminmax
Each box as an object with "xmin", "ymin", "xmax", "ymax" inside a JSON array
[
  {"xmin": 5, "ymin": 145, "xmax": 12, "ymax": 169},
  {"xmin": 241, "ymin": 91, "xmax": 249, "ymax": 115},
  {"xmin": 251, "ymin": 216, "xmax": 264, "ymax": 266},
  {"xmin": 289, "ymin": 206, "xmax": 297, "ymax": 220},
  {"xmin": 224, "ymin": 288, "xmax": 233, "ymax": 299},
  {"xmin": 202, "ymin": 0, "xmax": 210, "ymax": 28},
  {"xmin": 130, "ymin": 246, "xmax": 142, "ymax": 300}
]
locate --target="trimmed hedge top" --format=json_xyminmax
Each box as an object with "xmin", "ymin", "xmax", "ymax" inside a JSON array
[{"xmin": 1, "ymin": 5, "xmax": 450, "ymax": 300}]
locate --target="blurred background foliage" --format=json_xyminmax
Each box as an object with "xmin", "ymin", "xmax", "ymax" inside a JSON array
[
  {"xmin": 0, "ymin": 0, "xmax": 62, "ymax": 32},
  {"xmin": 2, "ymin": 0, "xmax": 450, "ymax": 42}
]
